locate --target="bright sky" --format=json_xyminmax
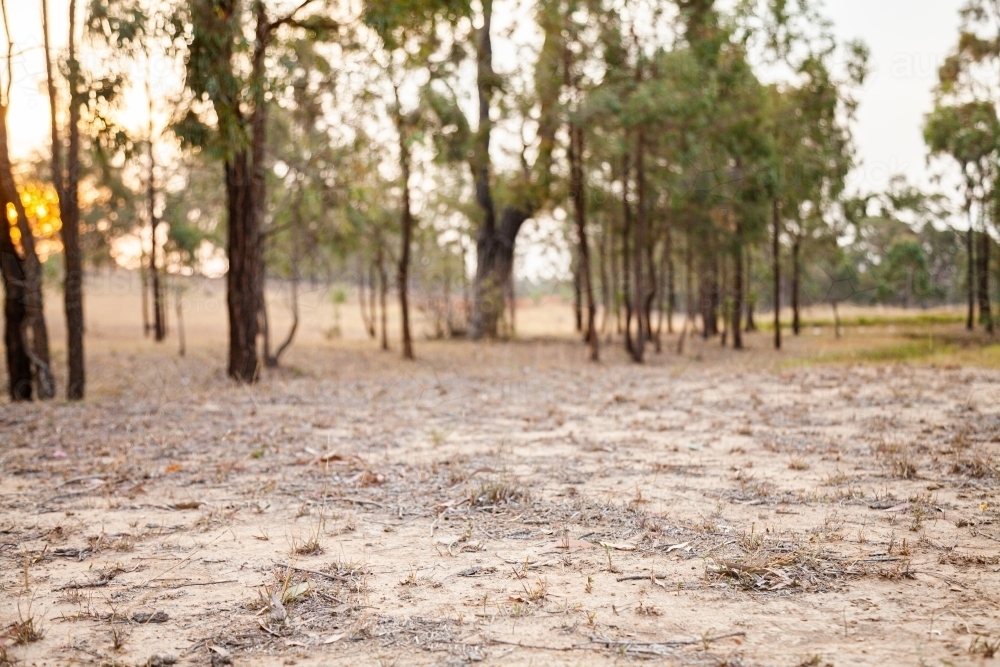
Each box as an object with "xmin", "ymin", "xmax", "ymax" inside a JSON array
[{"xmin": 3, "ymin": 1, "xmax": 969, "ymax": 198}]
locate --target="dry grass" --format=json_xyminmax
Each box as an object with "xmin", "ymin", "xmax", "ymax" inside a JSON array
[{"xmin": 3, "ymin": 281, "xmax": 1000, "ymax": 665}]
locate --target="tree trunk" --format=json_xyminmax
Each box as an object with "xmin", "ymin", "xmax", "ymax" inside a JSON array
[
  {"xmin": 467, "ymin": 0, "xmax": 530, "ymax": 340},
  {"xmin": 772, "ymin": 199, "xmax": 781, "ymax": 349},
  {"xmin": 621, "ymin": 150, "xmax": 634, "ymax": 355},
  {"xmin": 176, "ymin": 285, "xmax": 186, "ymax": 357},
  {"xmin": 791, "ymin": 234, "xmax": 801, "ymax": 336},
  {"xmin": 378, "ymin": 243, "xmax": 388, "ymax": 351},
  {"xmin": 0, "ymin": 188, "xmax": 32, "ymax": 401},
  {"xmin": 265, "ymin": 196, "xmax": 300, "ymax": 367},
  {"xmin": 745, "ymin": 246, "xmax": 756, "ymax": 332},
  {"xmin": 666, "ymin": 223, "xmax": 675, "ymax": 335},
  {"xmin": 226, "ymin": 152, "xmax": 260, "ymax": 381},
  {"xmin": 732, "ymin": 222, "xmax": 743, "ymax": 350},
  {"xmin": 631, "ymin": 131, "xmax": 646, "ymax": 363},
  {"xmin": 572, "ymin": 250, "xmax": 582, "ymax": 333},
  {"xmin": 148, "ymin": 135, "xmax": 165, "ymax": 342},
  {"xmin": 397, "ymin": 117, "xmax": 414, "ymax": 360},
  {"xmin": 979, "ymin": 229, "xmax": 992, "ymax": 333},
  {"xmin": 720, "ymin": 255, "xmax": 729, "ymax": 348},
  {"xmin": 140, "ymin": 258, "xmax": 150, "ymax": 336},
  {"xmin": 63, "ymin": 0, "xmax": 85, "ymax": 399},
  {"xmin": 358, "ymin": 255, "xmax": 375, "ymax": 338},
  {"xmin": 569, "ymin": 124, "xmax": 597, "ymax": 361},
  {"xmin": 598, "ymin": 220, "xmax": 611, "ymax": 336},
  {"xmin": 967, "ymin": 213, "xmax": 975, "ymax": 332}
]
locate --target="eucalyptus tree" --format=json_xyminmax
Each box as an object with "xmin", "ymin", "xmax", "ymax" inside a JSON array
[
  {"xmin": 362, "ymin": 0, "xmax": 473, "ymax": 358},
  {"xmin": 0, "ymin": 0, "xmax": 53, "ymax": 400},
  {"xmin": 925, "ymin": 101, "xmax": 1000, "ymax": 330},
  {"xmin": 40, "ymin": 0, "xmax": 147, "ymax": 398}
]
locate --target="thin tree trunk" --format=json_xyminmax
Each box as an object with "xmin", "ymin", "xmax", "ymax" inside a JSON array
[
  {"xmin": 378, "ymin": 243, "xmax": 389, "ymax": 351},
  {"xmin": 63, "ymin": 0, "xmax": 85, "ymax": 399},
  {"xmin": 266, "ymin": 197, "xmax": 301, "ymax": 367},
  {"xmin": 772, "ymin": 199, "xmax": 781, "ymax": 349},
  {"xmin": 368, "ymin": 261, "xmax": 378, "ymax": 337},
  {"xmin": 621, "ymin": 149, "xmax": 634, "ymax": 355},
  {"xmin": 569, "ymin": 124, "xmax": 597, "ymax": 361},
  {"xmin": 397, "ymin": 117, "xmax": 414, "ymax": 361},
  {"xmin": 745, "ymin": 246, "xmax": 756, "ymax": 332},
  {"xmin": 792, "ymin": 234, "xmax": 801, "ymax": 336},
  {"xmin": 979, "ymin": 229, "xmax": 992, "ymax": 333},
  {"xmin": 632, "ymin": 130, "xmax": 646, "ymax": 363},
  {"xmin": 140, "ymin": 255, "xmax": 150, "ymax": 336},
  {"xmin": 720, "ymin": 255, "xmax": 729, "ymax": 348},
  {"xmin": 358, "ymin": 255, "xmax": 374, "ymax": 338},
  {"xmin": 967, "ymin": 205, "xmax": 975, "ymax": 331},
  {"xmin": 148, "ymin": 119, "xmax": 165, "ymax": 342},
  {"xmin": 598, "ymin": 221, "xmax": 611, "ymax": 336},
  {"xmin": 572, "ymin": 250, "xmax": 582, "ymax": 333},
  {"xmin": 176, "ymin": 285, "xmax": 186, "ymax": 357},
  {"xmin": 666, "ymin": 223, "xmax": 675, "ymax": 335},
  {"xmin": 732, "ymin": 223, "xmax": 743, "ymax": 350}
]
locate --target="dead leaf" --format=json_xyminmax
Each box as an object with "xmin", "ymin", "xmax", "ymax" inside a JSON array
[{"xmin": 281, "ymin": 582, "xmax": 310, "ymax": 603}]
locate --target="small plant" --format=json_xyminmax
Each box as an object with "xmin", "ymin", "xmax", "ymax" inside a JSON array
[
  {"xmin": 109, "ymin": 619, "xmax": 130, "ymax": 651},
  {"xmin": 970, "ymin": 635, "xmax": 1000, "ymax": 658},
  {"xmin": 789, "ymin": 458, "xmax": 809, "ymax": 471}
]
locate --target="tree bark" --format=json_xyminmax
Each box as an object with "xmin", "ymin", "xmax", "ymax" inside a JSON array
[
  {"xmin": 621, "ymin": 150, "xmax": 634, "ymax": 355},
  {"xmin": 176, "ymin": 285, "xmax": 186, "ymax": 357},
  {"xmin": 967, "ymin": 204, "xmax": 975, "ymax": 331},
  {"xmin": 358, "ymin": 255, "xmax": 375, "ymax": 338},
  {"xmin": 378, "ymin": 243, "xmax": 388, "ymax": 351},
  {"xmin": 63, "ymin": 0, "xmax": 85, "ymax": 399},
  {"xmin": 732, "ymin": 221, "xmax": 743, "ymax": 350},
  {"xmin": 666, "ymin": 223, "xmax": 675, "ymax": 335},
  {"xmin": 569, "ymin": 124, "xmax": 597, "ymax": 361},
  {"xmin": 148, "ymin": 133, "xmax": 165, "ymax": 342},
  {"xmin": 791, "ymin": 234, "xmax": 801, "ymax": 336},
  {"xmin": 226, "ymin": 152, "xmax": 260, "ymax": 381},
  {"xmin": 397, "ymin": 114, "xmax": 414, "ymax": 360},
  {"xmin": 0, "ymin": 182, "xmax": 31, "ymax": 401},
  {"xmin": 572, "ymin": 252, "xmax": 582, "ymax": 333},
  {"xmin": 598, "ymin": 219, "xmax": 611, "ymax": 336},
  {"xmin": 631, "ymin": 131, "xmax": 646, "ymax": 363},
  {"xmin": 745, "ymin": 246, "xmax": 756, "ymax": 332},
  {"xmin": 772, "ymin": 199, "xmax": 781, "ymax": 349},
  {"xmin": 467, "ymin": 0, "xmax": 531, "ymax": 339},
  {"xmin": 978, "ymin": 229, "xmax": 992, "ymax": 332}
]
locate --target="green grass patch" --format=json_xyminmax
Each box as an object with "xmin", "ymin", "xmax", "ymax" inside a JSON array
[{"xmin": 758, "ymin": 312, "xmax": 966, "ymax": 331}]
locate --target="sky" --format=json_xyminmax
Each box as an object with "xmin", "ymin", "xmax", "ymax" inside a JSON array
[{"xmin": 3, "ymin": 0, "xmax": 969, "ymax": 201}]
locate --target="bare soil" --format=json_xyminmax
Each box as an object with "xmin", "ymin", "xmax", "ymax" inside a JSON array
[{"xmin": 2, "ymin": 284, "xmax": 1000, "ymax": 666}]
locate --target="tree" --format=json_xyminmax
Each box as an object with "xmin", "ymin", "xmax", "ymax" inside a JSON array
[
  {"xmin": 924, "ymin": 101, "xmax": 1000, "ymax": 330},
  {"xmin": 0, "ymin": 0, "xmax": 54, "ymax": 400},
  {"xmin": 172, "ymin": 0, "xmax": 338, "ymax": 382}
]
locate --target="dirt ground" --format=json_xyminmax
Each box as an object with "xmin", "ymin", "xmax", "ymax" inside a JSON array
[{"xmin": 3, "ymin": 281, "xmax": 1000, "ymax": 666}]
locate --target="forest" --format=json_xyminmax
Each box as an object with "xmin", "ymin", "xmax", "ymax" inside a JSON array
[
  {"xmin": 3, "ymin": 1, "xmax": 1000, "ymax": 666},
  {"xmin": 0, "ymin": 0, "xmax": 995, "ymax": 397}
]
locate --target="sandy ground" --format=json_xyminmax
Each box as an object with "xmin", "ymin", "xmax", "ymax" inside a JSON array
[{"xmin": 2, "ymin": 277, "xmax": 1000, "ymax": 666}]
